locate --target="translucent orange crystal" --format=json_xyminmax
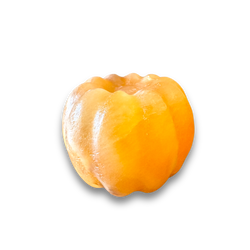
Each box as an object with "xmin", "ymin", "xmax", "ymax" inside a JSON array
[{"xmin": 62, "ymin": 74, "xmax": 194, "ymax": 197}]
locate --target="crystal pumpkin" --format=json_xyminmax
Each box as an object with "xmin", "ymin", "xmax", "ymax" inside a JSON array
[{"xmin": 62, "ymin": 74, "xmax": 194, "ymax": 197}]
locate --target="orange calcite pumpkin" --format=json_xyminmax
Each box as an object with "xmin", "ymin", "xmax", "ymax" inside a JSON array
[{"xmin": 62, "ymin": 74, "xmax": 194, "ymax": 197}]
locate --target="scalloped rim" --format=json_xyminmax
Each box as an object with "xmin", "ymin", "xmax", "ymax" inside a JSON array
[{"xmin": 68, "ymin": 70, "xmax": 185, "ymax": 96}]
